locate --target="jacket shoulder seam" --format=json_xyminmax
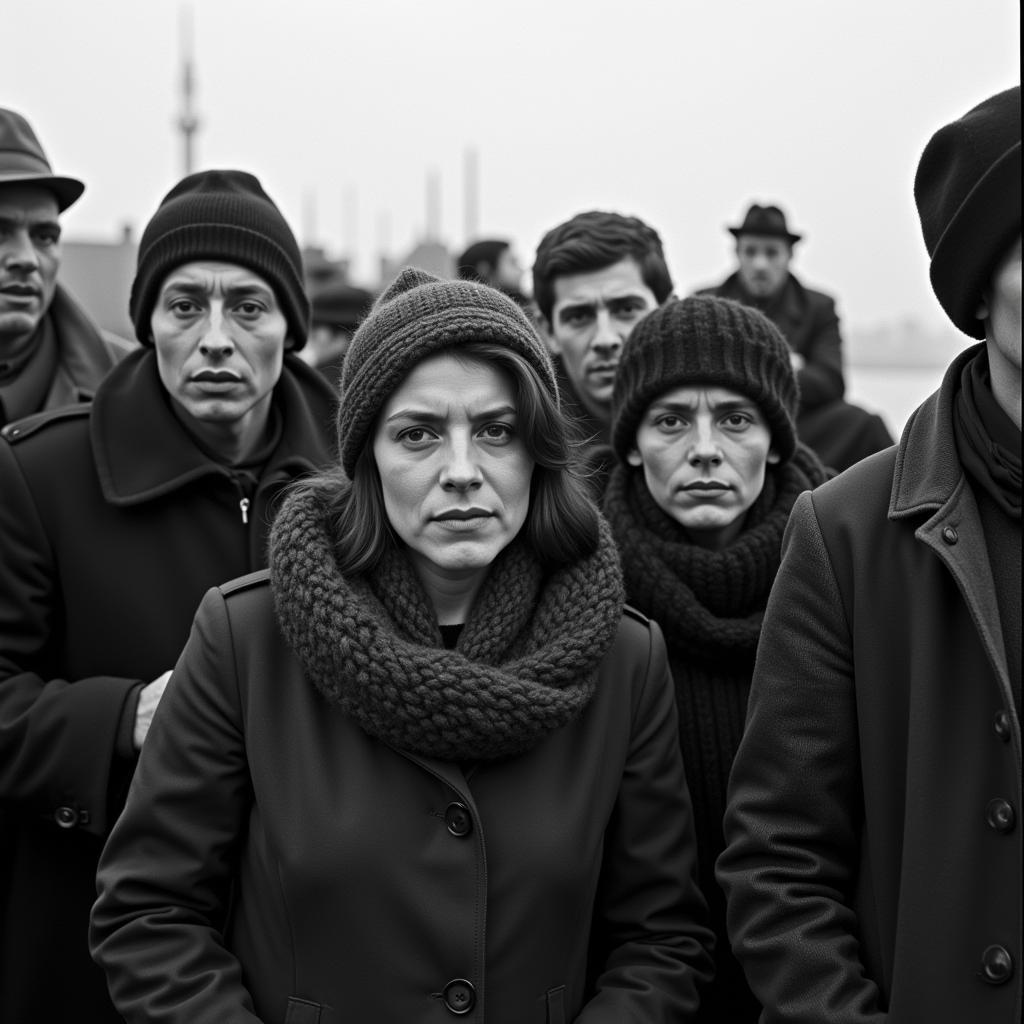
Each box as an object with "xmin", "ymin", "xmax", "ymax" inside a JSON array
[{"xmin": 2, "ymin": 402, "xmax": 91, "ymax": 443}]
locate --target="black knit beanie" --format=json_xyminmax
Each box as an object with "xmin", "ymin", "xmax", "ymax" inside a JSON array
[
  {"xmin": 337, "ymin": 266, "xmax": 558, "ymax": 477},
  {"xmin": 129, "ymin": 169, "xmax": 310, "ymax": 349},
  {"xmin": 915, "ymin": 85, "xmax": 1021, "ymax": 339},
  {"xmin": 611, "ymin": 295, "xmax": 798, "ymax": 465}
]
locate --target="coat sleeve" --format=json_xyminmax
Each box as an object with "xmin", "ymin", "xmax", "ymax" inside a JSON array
[
  {"xmin": 90, "ymin": 587, "xmax": 262, "ymax": 1024},
  {"xmin": 0, "ymin": 438, "xmax": 141, "ymax": 838},
  {"xmin": 716, "ymin": 492, "xmax": 885, "ymax": 1024},
  {"xmin": 578, "ymin": 619, "xmax": 715, "ymax": 1022},
  {"xmin": 795, "ymin": 294, "xmax": 845, "ymax": 409}
]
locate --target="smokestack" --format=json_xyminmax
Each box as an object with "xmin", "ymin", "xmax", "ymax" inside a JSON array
[
  {"xmin": 463, "ymin": 147, "xmax": 479, "ymax": 243},
  {"xmin": 176, "ymin": 5, "xmax": 200, "ymax": 177},
  {"xmin": 425, "ymin": 168, "xmax": 441, "ymax": 242}
]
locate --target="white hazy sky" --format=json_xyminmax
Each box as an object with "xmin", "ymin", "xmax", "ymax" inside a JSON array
[{"xmin": 5, "ymin": 0, "xmax": 1019, "ymax": 331}]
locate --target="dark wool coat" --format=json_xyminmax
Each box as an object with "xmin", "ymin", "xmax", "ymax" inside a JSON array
[
  {"xmin": 718, "ymin": 344, "xmax": 1022, "ymax": 1023},
  {"xmin": 0, "ymin": 284, "xmax": 135, "ymax": 426},
  {"xmin": 0, "ymin": 348, "xmax": 336, "ymax": 1024},
  {"xmin": 90, "ymin": 576, "xmax": 715, "ymax": 1023}
]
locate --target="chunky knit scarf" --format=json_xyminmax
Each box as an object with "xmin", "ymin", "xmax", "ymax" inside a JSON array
[
  {"xmin": 270, "ymin": 487, "xmax": 625, "ymax": 761},
  {"xmin": 603, "ymin": 445, "xmax": 829, "ymax": 666}
]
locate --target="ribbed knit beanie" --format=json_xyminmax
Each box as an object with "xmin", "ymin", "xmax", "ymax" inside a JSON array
[
  {"xmin": 611, "ymin": 295, "xmax": 798, "ymax": 464},
  {"xmin": 337, "ymin": 266, "xmax": 558, "ymax": 476},
  {"xmin": 129, "ymin": 169, "xmax": 310, "ymax": 349},
  {"xmin": 915, "ymin": 85, "xmax": 1021, "ymax": 339}
]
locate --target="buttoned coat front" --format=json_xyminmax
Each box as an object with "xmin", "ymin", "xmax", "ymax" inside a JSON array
[
  {"xmin": 0, "ymin": 348, "xmax": 337, "ymax": 1023},
  {"xmin": 717, "ymin": 344, "xmax": 1022, "ymax": 1023},
  {"xmin": 90, "ymin": 575, "xmax": 714, "ymax": 1023}
]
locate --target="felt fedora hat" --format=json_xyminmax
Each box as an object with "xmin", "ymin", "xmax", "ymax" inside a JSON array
[
  {"xmin": 0, "ymin": 108, "xmax": 85, "ymax": 211},
  {"xmin": 728, "ymin": 203, "xmax": 802, "ymax": 244}
]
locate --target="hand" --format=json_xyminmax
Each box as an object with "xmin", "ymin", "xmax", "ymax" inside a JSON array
[{"xmin": 133, "ymin": 670, "xmax": 172, "ymax": 750}]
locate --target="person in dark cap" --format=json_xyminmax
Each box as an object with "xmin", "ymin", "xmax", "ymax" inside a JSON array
[
  {"xmin": 0, "ymin": 168, "xmax": 336, "ymax": 1024},
  {"xmin": 298, "ymin": 276, "xmax": 375, "ymax": 385},
  {"xmin": 0, "ymin": 107, "xmax": 133, "ymax": 426},
  {"xmin": 697, "ymin": 201, "xmax": 894, "ymax": 472},
  {"xmin": 718, "ymin": 85, "xmax": 1021, "ymax": 1022},
  {"xmin": 456, "ymin": 237, "xmax": 527, "ymax": 304},
  {"xmin": 604, "ymin": 294, "xmax": 829, "ymax": 1023},
  {"xmin": 90, "ymin": 266, "xmax": 714, "ymax": 1022}
]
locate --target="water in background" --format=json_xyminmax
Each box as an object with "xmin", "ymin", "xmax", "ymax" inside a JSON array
[{"xmin": 845, "ymin": 363, "xmax": 947, "ymax": 440}]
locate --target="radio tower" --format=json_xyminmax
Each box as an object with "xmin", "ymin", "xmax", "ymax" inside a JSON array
[{"xmin": 177, "ymin": 6, "xmax": 200, "ymax": 177}]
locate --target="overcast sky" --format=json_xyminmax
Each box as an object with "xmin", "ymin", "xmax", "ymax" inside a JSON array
[{"xmin": 5, "ymin": 0, "xmax": 1019, "ymax": 331}]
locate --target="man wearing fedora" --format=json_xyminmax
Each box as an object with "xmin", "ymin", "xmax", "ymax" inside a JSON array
[
  {"xmin": 0, "ymin": 108, "xmax": 132, "ymax": 427},
  {"xmin": 718, "ymin": 86, "xmax": 1020, "ymax": 1022},
  {"xmin": 699, "ymin": 202, "xmax": 893, "ymax": 472}
]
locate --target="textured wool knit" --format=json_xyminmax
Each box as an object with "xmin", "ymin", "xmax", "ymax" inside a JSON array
[
  {"xmin": 611, "ymin": 295, "xmax": 799, "ymax": 466},
  {"xmin": 129, "ymin": 169, "xmax": 310, "ymax": 349},
  {"xmin": 603, "ymin": 444, "xmax": 829, "ymax": 1024},
  {"xmin": 269, "ymin": 485, "xmax": 624, "ymax": 761},
  {"xmin": 337, "ymin": 267, "xmax": 558, "ymax": 477}
]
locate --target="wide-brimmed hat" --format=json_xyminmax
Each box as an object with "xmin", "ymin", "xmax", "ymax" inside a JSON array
[
  {"xmin": 727, "ymin": 203, "xmax": 802, "ymax": 245},
  {"xmin": 0, "ymin": 108, "xmax": 84, "ymax": 212}
]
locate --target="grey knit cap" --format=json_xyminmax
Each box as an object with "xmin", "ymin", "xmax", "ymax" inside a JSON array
[
  {"xmin": 611, "ymin": 295, "xmax": 799, "ymax": 464},
  {"xmin": 337, "ymin": 266, "xmax": 558, "ymax": 476}
]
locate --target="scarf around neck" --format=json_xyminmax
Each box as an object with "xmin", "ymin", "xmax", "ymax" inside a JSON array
[
  {"xmin": 954, "ymin": 351, "xmax": 1022, "ymax": 520},
  {"xmin": 603, "ymin": 445, "xmax": 828, "ymax": 667},
  {"xmin": 270, "ymin": 486, "xmax": 625, "ymax": 761}
]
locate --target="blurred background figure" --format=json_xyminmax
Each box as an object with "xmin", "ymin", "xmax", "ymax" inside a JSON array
[
  {"xmin": 604, "ymin": 295, "xmax": 829, "ymax": 1023},
  {"xmin": 298, "ymin": 277, "xmax": 375, "ymax": 386},
  {"xmin": 0, "ymin": 108, "xmax": 132, "ymax": 427},
  {"xmin": 456, "ymin": 237, "xmax": 528, "ymax": 306},
  {"xmin": 698, "ymin": 202, "xmax": 894, "ymax": 472}
]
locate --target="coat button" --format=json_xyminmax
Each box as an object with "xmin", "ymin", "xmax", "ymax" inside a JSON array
[
  {"xmin": 980, "ymin": 945, "xmax": 1014, "ymax": 985},
  {"xmin": 442, "ymin": 978, "xmax": 476, "ymax": 1014},
  {"xmin": 993, "ymin": 710, "xmax": 1012, "ymax": 742},
  {"xmin": 444, "ymin": 802, "xmax": 473, "ymax": 838},
  {"xmin": 941, "ymin": 526, "xmax": 958, "ymax": 544},
  {"xmin": 986, "ymin": 798, "xmax": 1016, "ymax": 834},
  {"xmin": 54, "ymin": 806, "xmax": 77, "ymax": 829}
]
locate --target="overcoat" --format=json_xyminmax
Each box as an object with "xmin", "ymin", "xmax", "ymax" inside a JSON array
[
  {"xmin": 0, "ymin": 347, "xmax": 336, "ymax": 1023},
  {"xmin": 717, "ymin": 344, "xmax": 1022, "ymax": 1023},
  {"xmin": 90, "ymin": 575, "xmax": 715, "ymax": 1023}
]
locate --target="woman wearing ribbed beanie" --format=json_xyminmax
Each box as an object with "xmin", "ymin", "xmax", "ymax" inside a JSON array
[
  {"xmin": 91, "ymin": 267, "xmax": 714, "ymax": 1021},
  {"xmin": 603, "ymin": 293, "xmax": 829, "ymax": 1023}
]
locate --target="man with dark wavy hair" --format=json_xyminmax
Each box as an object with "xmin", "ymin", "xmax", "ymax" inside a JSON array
[{"xmin": 532, "ymin": 210, "xmax": 673, "ymax": 495}]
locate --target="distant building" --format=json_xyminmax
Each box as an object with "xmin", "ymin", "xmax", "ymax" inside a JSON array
[{"xmin": 59, "ymin": 228, "xmax": 138, "ymax": 341}]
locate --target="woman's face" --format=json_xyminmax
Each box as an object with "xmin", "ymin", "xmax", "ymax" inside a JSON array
[
  {"xmin": 373, "ymin": 351, "xmax": 535, "ymax": 584},
  {"xmin": 628, "ymin": 384, "xmax": 778, "ymax": 549}
]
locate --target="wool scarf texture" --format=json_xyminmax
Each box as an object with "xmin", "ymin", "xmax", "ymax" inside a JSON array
[{"xmin": 270, "ymin": 486, "xmax": 625, "ymax": 761}]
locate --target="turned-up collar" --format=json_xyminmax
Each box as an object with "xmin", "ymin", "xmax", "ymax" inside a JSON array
[
  {"xmin": 91, "ymin": 347, "xmax": 335, "ymax": 506},
  {"xmin": 889, "ymin": 343, "xmax": 982, "ymax": 519}
]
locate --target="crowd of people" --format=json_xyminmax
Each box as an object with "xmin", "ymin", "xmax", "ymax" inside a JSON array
[{"xmin": 0, "ymin": 82, "xmax": 1019, "ymax": 1024}]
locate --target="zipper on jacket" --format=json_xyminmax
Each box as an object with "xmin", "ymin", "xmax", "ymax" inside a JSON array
[{"xmin": 239, "ymin": 497, "xmax": 250, "ymax": 524}]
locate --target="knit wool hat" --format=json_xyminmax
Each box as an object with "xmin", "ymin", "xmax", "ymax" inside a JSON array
[
  {"xmin": 129, "ymin": 169, "xmax": 310, "ymax": 349},
  {"xmin": 611, "ymin": 295, "xmax": 798, "ymax": 464},
  {"xmin": 915, "ymin": 85, "xmax": 1021, "ymax": 339},
  {"xmin": 337, "ymin": 266, "xmax": 558, "ymax": 476}
]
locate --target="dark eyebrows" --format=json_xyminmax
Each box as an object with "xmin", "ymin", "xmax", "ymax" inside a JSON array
[
  {"xmin": 0, "ymin": 214, "xmax": 61, "ymax": 235},
  {"xmin": 158, "ymin": 279, "xmax": 275, "ymax": 301},
  {"xmin": 556, "ymin": 302, "xmax": 596, "ymax": 321},
  {"xmin": 384, "ymin": 403, "xmax": 518, "ymax": 425},
  {"xmin": 649, "ymin": 396, "xmax": 759, "ymax": 415}
]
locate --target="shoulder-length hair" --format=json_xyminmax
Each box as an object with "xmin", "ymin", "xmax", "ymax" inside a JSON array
[{"xmin": 295, "ymin": 341, "xmax": 601, "ymax": 577}]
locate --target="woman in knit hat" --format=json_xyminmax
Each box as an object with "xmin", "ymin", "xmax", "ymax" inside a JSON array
[
  {"xmin": 0, "ymin": 168, "xmax": 336, "ymax": 1024},
  {"xmin": 603, "ymin": 293, "xmax": 830, "ymax": 1023},
  {"xmin": 90, "ymin": 267, "xmax": 714, "ymax": 1022}
]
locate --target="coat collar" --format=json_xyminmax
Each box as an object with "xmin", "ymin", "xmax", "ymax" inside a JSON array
[
  {"xmin": 91, "ymin": 348, "xmax": 336, "ymax": 506},
  {"xmin": 889, "ymin": 344, "xmax": 982, "ymax": 519}
]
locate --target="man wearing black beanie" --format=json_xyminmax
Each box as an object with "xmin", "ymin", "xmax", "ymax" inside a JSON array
[
  {"xmin": 718, "ymin": 86, "xmax": 1021, "ymax": 1023},
  {"xmin": 0, "ymin": 169, "xmax": 337, "ymax": 1024}
]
